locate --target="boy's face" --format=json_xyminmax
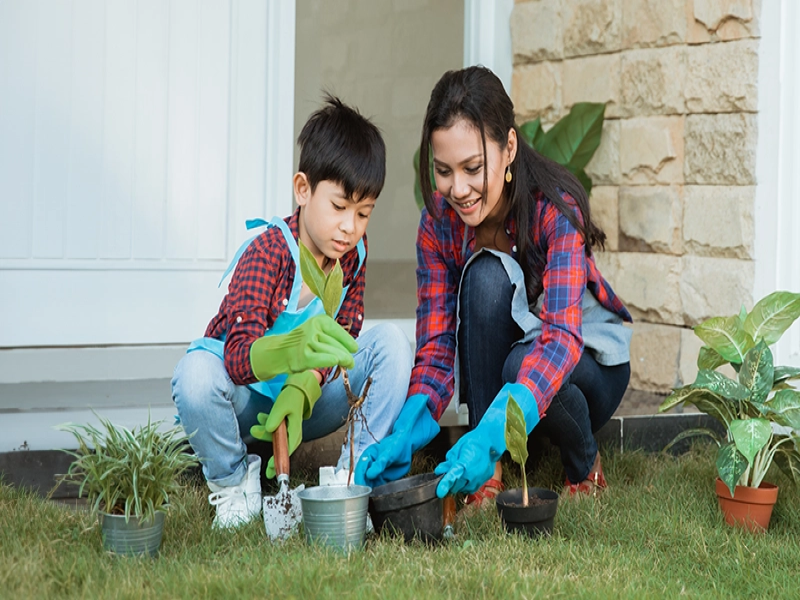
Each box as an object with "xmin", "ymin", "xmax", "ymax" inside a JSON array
[{"xmin": 294, "ymin": 174, "xmax": 375, "ymax": 265}]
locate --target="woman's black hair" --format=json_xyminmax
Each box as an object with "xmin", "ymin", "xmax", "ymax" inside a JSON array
[
  {"xmin": 298, "ymin": 93, "xmax": 386, "ymax": 202},
  {"xmin": 419, "ymin": 66, "xmax": 606, "ymax": 300}
]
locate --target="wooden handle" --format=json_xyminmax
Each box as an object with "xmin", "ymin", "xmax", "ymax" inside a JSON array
[
  {"xmin": 443, "ymin": 495, "xmax": 456, "ymax": 528},
  {"xmin": 272, "ymin": 420, "xmax": 291, "ymax": 478}
]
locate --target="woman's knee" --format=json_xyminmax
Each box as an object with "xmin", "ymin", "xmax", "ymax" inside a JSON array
[{"xmin": 461, "ymin": 253, "xmax": 510, "ymax": 301}]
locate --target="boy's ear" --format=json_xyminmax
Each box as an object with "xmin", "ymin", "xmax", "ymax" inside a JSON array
[{"xmin": 293, "ymin": 172, "xmax": 311, "ymax": 207}]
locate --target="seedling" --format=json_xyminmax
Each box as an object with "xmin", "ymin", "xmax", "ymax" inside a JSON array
[
  {"xmin": 505, "ymin": 395, "xmax": 529, "ymax": 506},
  {"xmin": 298, "ymin": 241, "xmax": 375, "ymax": 485}
]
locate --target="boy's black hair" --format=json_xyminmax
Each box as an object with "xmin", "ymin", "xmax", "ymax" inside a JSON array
[{"xmin": 297, "ymin": 94, "xmax": 386, "ymax": 202}]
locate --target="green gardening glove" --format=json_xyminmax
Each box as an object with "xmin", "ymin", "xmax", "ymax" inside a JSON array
[
  {"xmin": 250, "ymin": 371, "xmax": 322, "ymax": 478},
  {"xmin": 249, "ymin": 314, "xmax": 358, "ymax": 381}
]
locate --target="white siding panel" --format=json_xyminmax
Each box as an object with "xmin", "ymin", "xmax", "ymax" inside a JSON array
[
  {"xmin": 164, "ymin": 0, "xmax": 199, "ymax": 261},
  {"xmin": 196, "ymin": 0, "xmax": 230, "ymax": 262},
  {"xmin": 100, "ymin": 0, "xmax": 137, "ymax": 260},
  {"xmin": 32, "ymin": 0, "xmax": 72, "ymax": 259},
  {"xmin": 0, "ymin": 1, "xmax": 36, "ymax": 259},
  {"xmin": 66, "ymin": 0, "xmax": 105, "ymax": 260}
]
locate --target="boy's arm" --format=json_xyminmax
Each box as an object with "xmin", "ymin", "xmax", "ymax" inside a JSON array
[{"xmin": 222, "ymin": 239, "xmax": 282, "ymax": 385}]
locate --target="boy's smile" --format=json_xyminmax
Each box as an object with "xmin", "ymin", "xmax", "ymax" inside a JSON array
[{"xmin": 294, "ymin": 175, "xmax": 375, "ymax": 267}]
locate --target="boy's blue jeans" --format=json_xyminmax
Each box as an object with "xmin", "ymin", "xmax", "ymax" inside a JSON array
[
  {"xmin": 171, "ymin": 323, "xmax": 412, "ymax": 488},
  {"xmin": 458, "ymin": 252, "xmax": 630, "ymax": 483}
]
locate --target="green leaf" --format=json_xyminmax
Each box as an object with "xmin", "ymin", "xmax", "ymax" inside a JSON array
[
  {"xmin": 765, "ymin": 389, "xmax": 800, "ymax": 430},
  {"xmin": 574, "ymin": 168, "xmax": 592, "ymax": 197},
  {"xmin": 744, "ymin": 291, "xmax": 800, "ymax": 346},
  {"xmin": 773, "ymin": 443, "xmax": 800, "ymax": 484},
  {"xmin": 322, "ymin": 260, "xmax": 343, "ymax": 318},
  {"xmin": 536, "ymin": 102, "xmax": 605, "ymax": 172},
  {"xmin": 662, "ymin": 427, "xmax": 722, "ymax": 453},
  {"xmin": 694, "ymin": 316, "xmax": 754, "ymax": 363},
  {"xmin": 658, "ymin": 386, "xmax": 694, "ymax": 413},
  {"xmin": 737, "ymin": 304, "xmax": 748, "ymax": 324},
  {"xmin": 697, "ymin": 346, "xmax": 728, "ymax": 371},
  {"xmin": 717, "ymin": 442, "xmax": 749, "ymax": 496},
  {"xmin": 505, "ymin": 395, "xmax": 528, "ymax": 470},
  {"xmin": 519, "ymin": 118, "xmax": 544, "ymax": 148},
  {"xmin": 298, "ymin": 241, "xmax": 327, "ymax": 301},
  {"xmin": 730, "ymin": 418, "xmax": 771, "ymax": 466},
  {"xmin": 774, "ymin": 366, "xmax": 800, "ymax": 386},
  {"xmin": 737, "ymin": 340, "xmax": 774, "ymax": 404},
  {"xmin": 693, "ymin": 369, "xmax": 750, "ymax": 400},
  {"xmin": 658, "ymin": 385, "xmax": 736, "ymax": 428}
]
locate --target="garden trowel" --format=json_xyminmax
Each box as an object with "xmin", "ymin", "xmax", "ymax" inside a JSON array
[{"xmin": 262, "ymin": 420, "xmax": 304, "ymax": 540}]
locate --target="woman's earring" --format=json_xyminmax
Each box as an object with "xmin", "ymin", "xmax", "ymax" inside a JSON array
[{"xmin": 505, "ymin": 165, "xmax": 512, "ymax": 183}]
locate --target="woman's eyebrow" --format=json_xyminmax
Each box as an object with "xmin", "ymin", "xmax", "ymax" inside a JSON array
[{"xmin": 433, "ymin": 153, "xmax": 483, "ymax": 167}]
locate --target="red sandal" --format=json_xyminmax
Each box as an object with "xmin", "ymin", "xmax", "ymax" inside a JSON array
[
  {"xmin": 464, "ymin": 478, "xmax": 505, "ymax": 506},
  {"xmin": 564, "ymin": 454, "xmax": 607, "ymax": 497}
]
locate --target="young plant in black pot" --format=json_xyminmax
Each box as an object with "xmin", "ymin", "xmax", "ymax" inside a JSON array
[
  {"xmin": 56, "ymin": 414, "xmax": 198, "ymax": 557},
  {"xmin": 495, "ymin": 396, "xmax": 559, "ymax": 538}
]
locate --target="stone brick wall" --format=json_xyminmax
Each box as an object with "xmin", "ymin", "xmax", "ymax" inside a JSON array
[{"xmin": 511, "ymin": 0, "xmax": 761, "ymax": 394}]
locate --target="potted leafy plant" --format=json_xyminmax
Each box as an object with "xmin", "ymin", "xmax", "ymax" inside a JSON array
[
  {"xmin": 659, "ymin": 291, "xmax": 800, "ymax": 532},
  {"xmin": 294, "ymin": 241, "xmax": 372, "ymax": 552},
  {"xmin": 56, "ymin": 414, "xmax": 198, "ymax": 556},
  {"xmin": 495, "ymin": 396, "xmax": 559, "ymax": 537},
  {"xmin": 414, "ymin": 102, "xmax": 606, "ymax": 210}
]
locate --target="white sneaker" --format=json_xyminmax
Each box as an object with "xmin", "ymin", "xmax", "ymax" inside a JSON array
[
  {"xmin": 208, "ymin": 454, "xmax": 262, "ymax": 529},
  {"xmin": 319, "ymin": 465, "xmax": 373, "ymax": 533}
]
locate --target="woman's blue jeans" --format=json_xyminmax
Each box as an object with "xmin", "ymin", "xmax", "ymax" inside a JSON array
[
  {"xmin": 458, "ymin": 252, "xmax": 630, "ymax": 483},
  {"xmin": 171, "ymin": 323, "xmax": 411, "ymax": 487}
]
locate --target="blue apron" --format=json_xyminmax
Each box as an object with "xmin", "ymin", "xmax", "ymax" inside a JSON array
[{"xmin": 186, "ymin": 216, "xmax": 365, "ymax": 399}]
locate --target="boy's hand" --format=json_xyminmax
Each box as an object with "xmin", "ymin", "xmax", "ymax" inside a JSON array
[
  {"xmin": 249, "ymin": 371, "xmax": 322, "ymax": 478},
  {"xmin": 249, "ymin": 314, "xmax": 358, "ymax": 381}
]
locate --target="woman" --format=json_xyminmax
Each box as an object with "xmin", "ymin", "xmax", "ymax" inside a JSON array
[{"xmin": 356, "ymin": 66, "xmax": 631, "ymax": 501}]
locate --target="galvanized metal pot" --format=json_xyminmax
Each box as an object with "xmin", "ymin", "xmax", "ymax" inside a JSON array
[
  {"xmin": 99, "ymin": 511, "xmax": 165, "ymax": 557},
  {"xmin": 298, "ymin": 484, "xmax": 371, "ymax": 552}
]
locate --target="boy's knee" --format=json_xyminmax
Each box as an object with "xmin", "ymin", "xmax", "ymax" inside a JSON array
[{"xmin": 172, "ymin": 351, "xmax": 229, "ymax": 403}]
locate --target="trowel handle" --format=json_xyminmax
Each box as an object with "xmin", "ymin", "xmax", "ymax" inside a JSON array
[
  {"xmin": 443, "ymin": 495, "xmax": 456, "ymax": 538},
  {"xmin": 272, "ymin": 420, "xmax": 291, "ymax": 478}
]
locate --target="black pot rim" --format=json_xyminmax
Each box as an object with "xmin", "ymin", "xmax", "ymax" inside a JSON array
[{"xmin": 370, "ymin": 473, "xmax": 443, "ymax": 512}]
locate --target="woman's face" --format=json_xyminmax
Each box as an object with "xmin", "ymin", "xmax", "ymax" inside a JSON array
[{"xmin": 430, "ymin": 117, "xmax": 516, "ymax": 228}]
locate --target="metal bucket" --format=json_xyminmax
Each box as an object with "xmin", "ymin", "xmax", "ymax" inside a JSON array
[
  {"xmin": 99, "ymin": 511, "xmax": 165, "ymax": 557},
  {"xmin": 298, "ymin": 484, "xmax": 371, "ymax": 552}
]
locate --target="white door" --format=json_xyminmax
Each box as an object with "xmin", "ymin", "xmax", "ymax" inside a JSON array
[
  {"xmin": 0, "ymin": 0, "xmax": 295, "ymax": 348},
  {"xmin": 755, "ymin": 0, "xmax": 800, "ymax": 367}
]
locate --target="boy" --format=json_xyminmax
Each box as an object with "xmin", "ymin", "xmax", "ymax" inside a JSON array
[{"xmin": 171, "ymin": 96, "xmax": 412, "ymax": 529}]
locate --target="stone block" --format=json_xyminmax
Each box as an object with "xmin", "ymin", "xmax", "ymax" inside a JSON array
[
  {"xmin": 590, "ymin": 186, "xmax": 619, "ymax": 251},
  {"xmin": 563, "ymin": 54, "xmax": 622, "ymax": 118},
  {"xmin": 620, "ymin": 47, "xmax": 685, "ymax": 117},
  {"xmin": 629, "ymin": 321, "xmax": 682, "ymax": 392},
  {"xmin": 601, "ymin": 252, "xmax": 684, "ymax": 324},
  {"xmin": 585, "ymin": 119, "xmax": 621, "ymax": 185},
  {"xmin": 685, "ymin": 113, "xmax": 757, "ymax": 185},
  {"xmin": 512, "ymin": 62, "xmax": 561, "ymax": 124},
  {"xmin": 563, "ymin": 0, "xmax": 622, "ymax": 58},
  {"xmin": 622, "ymin": 0, "xmax": 687, "ymax": 47},
  {"xmin": 619, "ymin": 185, "xmax": 682, "ymax": 254},
  {"xmin": 511, "ymin": 1, "xmax": 563, "ymax": 63},
  {"xmin": 688, "ymin": 0, "xmax": 760, "ymax": 43},
  {"xmin": 620, "ymin": 116, "xmax": 685, "ymax": 184},
  {"xmin": 683, "ymin": 186, "xmax": 755, "ymax": 259},
  {"xmin": 685, "ymin": 39, "xmax": 758, "ymax": 112},
  {"xmin": 680, "ymin": 255, "xmax": 754, "ymax": 325}
]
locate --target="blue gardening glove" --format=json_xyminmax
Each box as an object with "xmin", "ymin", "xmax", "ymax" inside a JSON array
[
  {"xmin": 250, "ymin": 371, "xmax": 321, "ymax": 478},
  {"xmin": 434, "ymin": 383, "xmax": 540, "ymax": 498},
  {"xmin": 354, "ymin": 394, "xmax": 440, "ymax": 488}
]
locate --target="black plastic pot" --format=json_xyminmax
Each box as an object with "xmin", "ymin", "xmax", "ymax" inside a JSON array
[
  {"xmin": 369, "ymin": 473, "xmax": 444, "ymax": 543},
  {"xmin": 495, "ymin": 487, "xmax": 559, "ymax": 538}
]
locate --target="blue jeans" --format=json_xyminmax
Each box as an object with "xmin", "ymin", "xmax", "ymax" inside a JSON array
[
  {"xmin": 458, "ymin": 252, "xmax": 630, "ymax": 483},
  {"xmin": 171, "ymin": 323, "xmax": 412, "ymax": 487}
]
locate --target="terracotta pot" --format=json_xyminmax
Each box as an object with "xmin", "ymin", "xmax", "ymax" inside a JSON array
[{"xmin": 715, "ymin": 478, "xmax": 779, "ymax": 532}]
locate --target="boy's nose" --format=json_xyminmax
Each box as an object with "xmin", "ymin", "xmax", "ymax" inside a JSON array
[{"xmin": 339, "ymin": 213, "xmax": 355, "ymax": 233}]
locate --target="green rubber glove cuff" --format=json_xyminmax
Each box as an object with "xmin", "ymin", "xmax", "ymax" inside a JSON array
[
  {"xmin": 248, "ymin": 314, "xmax": 357, "ymax": 381},
  {"xmin": 283, "ymin": 370, "xmax": 322, "ymax": 418}
]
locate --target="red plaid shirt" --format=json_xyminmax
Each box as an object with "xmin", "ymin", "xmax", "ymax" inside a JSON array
[
  {"xmin": 410, "ymin": 192, "xmax": 631, "ymax": 421},
  {"xmin": 204, "ymin": 208, "xmax": 367, "ymax": 386}
]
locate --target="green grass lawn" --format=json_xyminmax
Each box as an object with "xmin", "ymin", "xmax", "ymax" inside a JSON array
[{"xmin": 3, "ymin": 443, "xmax": 800, "ymax": 600}]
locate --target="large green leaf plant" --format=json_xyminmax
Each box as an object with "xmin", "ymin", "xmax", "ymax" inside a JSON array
[
  {"xmin": 659, "ymin": 291, "xmax": 800, "ymax": 495},
  {"xmin": 413, "ymin": 102, "xmax": 606, "ymax": 211}
]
